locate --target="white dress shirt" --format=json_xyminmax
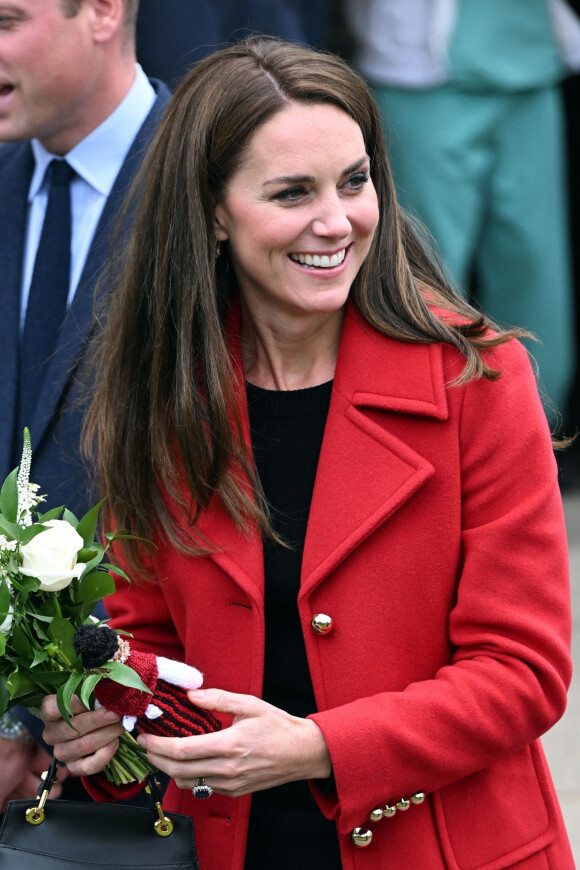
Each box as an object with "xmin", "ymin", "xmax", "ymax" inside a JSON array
[{"xmin": 20, "ymin": 64, "xmax": 156, "ymax": 330}]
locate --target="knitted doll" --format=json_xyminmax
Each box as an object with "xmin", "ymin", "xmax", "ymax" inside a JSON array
[{"xmin": 72, "ymin": 624, "xmax": 221, "ymax": 738}]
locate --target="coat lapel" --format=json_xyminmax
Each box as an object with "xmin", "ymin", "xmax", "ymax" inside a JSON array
[
  {"xmin": 300, "ymin": 305, "xmax": 449, "ymax": 596},
  {"xmin": 32, "ymin": 81, "xmax": 172, "ymax": 450},
  {"xmin": 0, "ymin": 145, "xmax": 34, "ymax": 475},
  {"xmin": 195, "ymin": 498, "xmax": 265, "ymax": 607},
  {"xmin": 191, "ymin": 303, "xmax": 450, "ymax": 602}
]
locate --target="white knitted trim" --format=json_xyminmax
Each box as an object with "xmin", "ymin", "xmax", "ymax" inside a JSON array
[
  {"xmin": 156, "ymin": 657, "xmax": 203, "ymax": 689},
  {"xmin": 145, "ymin": 703, "xmax": 163, "ymax": 720}
]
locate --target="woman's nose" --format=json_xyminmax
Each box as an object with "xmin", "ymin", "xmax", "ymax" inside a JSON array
[{"xmin": 311, "ymin": 194, "xmax": 352, "ymax": 238}]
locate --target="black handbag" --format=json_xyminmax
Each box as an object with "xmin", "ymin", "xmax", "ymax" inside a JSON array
[{"xmin": 0, "ymin": 759, "xmax": 201, "ymax": 870}]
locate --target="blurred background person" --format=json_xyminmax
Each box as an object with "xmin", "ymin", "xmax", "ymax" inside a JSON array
[
  {"xmin": 135, "ymin": 0, "xmax": 331, "ymax": 89},
  {"xmin": 345, "ymin": 0, "xmax": 580, "ymax": 434},
  {"xmin": 0, "ymin": 0, "xmax": 170, "ymax": 807}
]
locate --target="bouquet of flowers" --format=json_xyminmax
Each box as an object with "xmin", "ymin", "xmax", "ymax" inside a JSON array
[{"xmin": 0, "ymin": 429, "xmax": 156, "ymax": 785}]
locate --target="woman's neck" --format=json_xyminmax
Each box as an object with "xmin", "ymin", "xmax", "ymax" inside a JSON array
[{"xmin": 240, "ymin": 304, "xmax": 344, "ymax": 391}]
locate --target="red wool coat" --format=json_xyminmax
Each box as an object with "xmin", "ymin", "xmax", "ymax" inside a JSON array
[{"xmin": 103, "ymin": 306, "xmax": 574, "ymax": 869}]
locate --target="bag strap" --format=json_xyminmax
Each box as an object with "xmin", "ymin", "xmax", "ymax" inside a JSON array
[{"xmin": 25, "ymin": 759, "xmax": 175, "ymax": 838}]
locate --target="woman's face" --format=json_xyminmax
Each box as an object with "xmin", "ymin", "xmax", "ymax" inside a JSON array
[{"xmin": 214, "ymin": 102, "xmax": 379, "ymax": 326}]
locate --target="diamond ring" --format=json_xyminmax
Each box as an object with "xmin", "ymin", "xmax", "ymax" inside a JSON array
[{"xmin": 192, "ymin": 777, "xmax": 213, "ymax": 799}]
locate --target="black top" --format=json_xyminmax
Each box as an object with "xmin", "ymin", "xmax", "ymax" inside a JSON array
[{"xmin": 244, "ymin": 380, "xmax": 342, "ymax": 869}]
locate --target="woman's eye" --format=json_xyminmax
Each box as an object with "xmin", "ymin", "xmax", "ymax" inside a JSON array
[
  {"xmin": 344, "ymin": 173, "xmax": 370, "ymax": 192},
  {"xmin": 272, "ymin": 186, "xmax": 307, "ymax": 203}
]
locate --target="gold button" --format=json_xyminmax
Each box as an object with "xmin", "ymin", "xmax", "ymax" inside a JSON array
[
  {"xmin": 311, "ymin": 613, "xmax": 333, "ymax": 635},
  {"xmin": 410, "ymin": 792, "xmax": 425, "ymax": 805},
  {"xmin": 368, "ymin": 808, "xmax": 383, "ymax": 823},
  {"xmin": 396, "ymin": 798, "xmax": 411, "ymax": 811},
  {"xmin": 351, "ymin": 827, "xmax": 373, "ymax": 847}
]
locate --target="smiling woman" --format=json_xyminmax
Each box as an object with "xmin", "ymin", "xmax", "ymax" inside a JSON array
[
  {"xmin": 212, "ymin": 101, "xmax": 379, "ymax": 385},
  {"xmin": 38, "ymin": 35, "xmax": 575, "ymax": 870}
]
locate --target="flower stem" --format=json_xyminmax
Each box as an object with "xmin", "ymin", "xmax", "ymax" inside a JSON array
[
  {"xmin": 52, "ymin": 594, "xmax": 62, "ymax": 618},
  {"xmin": 103, "ymin": 732, "xmax": 157, "ymax": 785}
]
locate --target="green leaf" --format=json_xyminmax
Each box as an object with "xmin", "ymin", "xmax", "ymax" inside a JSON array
[
  {"xmin": 0, "ymin": 576, "xmax": 11, "ymax": 616},
  {"xmin": 15, "ymin": 574, "xmax": 40, "ymax": 596},
  {"xmin": 36, "ymin": 506, "xmax": 64, "ymax": 523},
  {"xmin": 0, "ymin": 468, "xmax": 19, "ymax": 524},
  {"xmin": 77, "ymin": 571, "xmax": 116, "ymax": 603},
  {"xmin": 30, "ymin": 647, "xmax": 48, "ymax": 667},
  {"xmin": 19, "ymin": 522, "xmax": 49, "ymax": 546},
  {"xmin": 103, "ymin": 529, "xmax": 153, "ymax": 553},
  {"xmin": 104, "ymin": 661, "xmax": 152, "ymax": 695},
  {"xmin": 32, "ymin": 618, "xmax": 49, "ymax": 641},
  {"xmin": 76, "ymin": 500, "xmax": 104, "ymax": 548},
  {"xmin": 79, "ymin": 673, "xmax": 102, "ymax": 709},
  {"xmin": 11, "ymin": 622, "xmax": 31, "ymax": 658},
  {"xmin": 77, "ymin": 547, "xmax": 99, "ymax": 564},
  {"xmin": 0, "ymin": 517, "xmax": 19, "ymax": 540},
  {"xmin": 63, "ymin": 673, "xmax": 83, "ymax": 711},
  {"xmin": 57, "ymin": 674, "xmax": 83, "ymax": 727},
  {"xmin": 75, "ymin": 546, "xmax": 105, "ymax": 581},
  {"xmin": 6, "ymin": 670, "xmax": 37, "ymax": 698},
  {"xmin": 73, "ymin": 602, "xmax": 102, "ymax": 623},
  {"xmin": 63, "ymin": 509, "xmax": 78, "ymax": 528},
  {"xmin": 104, "ymin": 529, "xmax": 131, "ymax": 543},
  {"xmin": 34, "ymin": 596, "xmax": 60, "ymax": 619},
  {"xmin": 100, "ymin": 563, "xmax": 131, "ymax": 584},
  {"xmin": 48, "ymin": 616, "xmax": 76, "ymax": 663},
  {"xmin": 0, "ymin": 634, "xmax": 6, "ymax": 656}
]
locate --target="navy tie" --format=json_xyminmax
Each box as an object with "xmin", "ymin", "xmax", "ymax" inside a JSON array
[{"xmin": 19, "ymin": 159, "xmax": 75, "ymax": 432}]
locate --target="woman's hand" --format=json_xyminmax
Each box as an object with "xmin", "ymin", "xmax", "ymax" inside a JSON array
[
  {"xmin": 137, "ymin": 689, "xmax": 332, "ymax": 798},
  {"xmin": 40, "ymin": 694, "xmax": 124, "ymax": 777}
]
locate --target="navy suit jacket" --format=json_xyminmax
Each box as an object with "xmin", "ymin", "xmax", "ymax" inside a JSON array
[
  {"xmin": 0, "ymin": 79, "xmax": 171, "ymax": 752},
  {"xmin": 0, "ymin": 80, "xmax": 171, "ymax": 521}
]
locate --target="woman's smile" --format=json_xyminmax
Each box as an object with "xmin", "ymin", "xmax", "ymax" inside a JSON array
[{"xmin": 288, "ymin": 246, "xmax": 348, "ymax": 270}]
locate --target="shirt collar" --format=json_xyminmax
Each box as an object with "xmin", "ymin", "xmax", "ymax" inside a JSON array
[{"xmin": 29, "ymin": 65, "xmax": 156, "ymax": 201}]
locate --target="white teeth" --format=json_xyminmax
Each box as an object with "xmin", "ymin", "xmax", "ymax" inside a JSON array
[{"xmin": 290, "ymin": 248, "xmax": 346, "ymax": 268}]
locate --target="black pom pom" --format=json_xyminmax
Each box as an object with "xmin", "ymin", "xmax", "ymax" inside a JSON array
[{"xmin": 73, "ymin": 624, "xmax": 119, "ymax": 668}]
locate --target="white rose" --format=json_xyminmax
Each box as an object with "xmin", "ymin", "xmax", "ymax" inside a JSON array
[{"xmin": 20, "ymin": 520, "xmax": 86, "ymax": 592}]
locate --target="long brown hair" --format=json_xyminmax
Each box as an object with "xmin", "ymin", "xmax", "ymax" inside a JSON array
[{"xmin": 83, "ymin": 36, "xmax": 522, "ymax": 571}]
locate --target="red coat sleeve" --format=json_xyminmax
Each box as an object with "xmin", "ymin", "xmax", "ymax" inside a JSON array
[{"xmin": 83, "ymin": 542, "xmax": 185, "ymax": 801}]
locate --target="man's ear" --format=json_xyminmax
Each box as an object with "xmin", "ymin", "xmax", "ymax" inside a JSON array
[{"xmin": 85, "ymin": 0, "xmax": 124, "ymax": 44}]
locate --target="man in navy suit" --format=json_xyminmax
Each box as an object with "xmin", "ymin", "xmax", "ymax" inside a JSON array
[{"xmin": 0, "ymin": 0, "xmax": 170, "ymax": 806}]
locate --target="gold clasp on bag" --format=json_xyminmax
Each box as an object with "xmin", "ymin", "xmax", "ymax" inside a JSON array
[
  {"xmin": 154, "ymin": 801, "xmax": 174, "ymax": 837},
  {"xmin": 146, "ymin": 777, "xmax": 174, "ymax": 837},
  {"xmin": 25, "ymin": 767, "xmax": 56, "ymax": 825}
]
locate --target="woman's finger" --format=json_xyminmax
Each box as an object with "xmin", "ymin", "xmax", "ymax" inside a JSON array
[
  {"xmin": 61, "ymin": 739, "xmax": 120, "ymax": 778},
  {"xmin": 186, "ymin": 688, "xmax": 261, "ymax": 718},
  {"xmin": 40, "ymin": 693, "xmax": 92, "ymax": 722}
]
